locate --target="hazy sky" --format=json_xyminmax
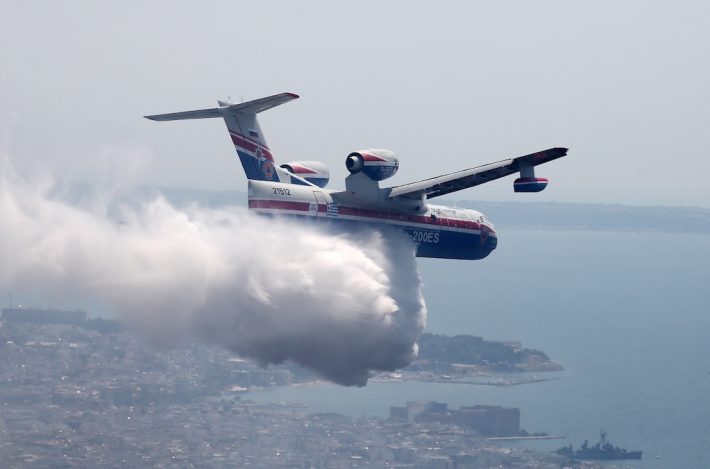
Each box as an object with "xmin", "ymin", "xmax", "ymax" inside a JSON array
[{"xmin": 1, "ymin": 1, "xmax": 708, "ymax": 207}]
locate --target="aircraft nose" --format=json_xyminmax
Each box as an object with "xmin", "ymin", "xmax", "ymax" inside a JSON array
[{"xmin": 482, "ymin": 223, "xmax": 497, "ymax": 250}]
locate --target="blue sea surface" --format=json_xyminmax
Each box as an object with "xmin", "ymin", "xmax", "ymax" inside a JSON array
[{"xmin": 249, "ymin": 229, "xmax": 710, "ymax": 469}]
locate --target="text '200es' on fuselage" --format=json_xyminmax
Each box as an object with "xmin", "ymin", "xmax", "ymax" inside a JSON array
[{"xmin": 145, "ymin": 93, "xmax": 568, "ymax": 260}]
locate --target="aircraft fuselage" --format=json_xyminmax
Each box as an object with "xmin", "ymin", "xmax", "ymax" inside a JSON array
[{"xmin": 248, "ymin": 180, "xmax": 497, "ymax": 260}]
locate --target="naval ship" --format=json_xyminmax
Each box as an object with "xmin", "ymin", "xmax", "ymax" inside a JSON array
[{"xmin": 555, "ymin": 432, "xmax": 642, "ymax": 460}]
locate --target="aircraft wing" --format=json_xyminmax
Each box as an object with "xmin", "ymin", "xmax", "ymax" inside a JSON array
[{"xmin": 387, "ymin": 147, "xmax": 568, "ymax": 200}]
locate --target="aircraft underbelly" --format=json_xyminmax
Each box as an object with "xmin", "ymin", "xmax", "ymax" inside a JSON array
[{"xmin": 408, "ymin": 228, "xmax": 496, "ymax": 260}]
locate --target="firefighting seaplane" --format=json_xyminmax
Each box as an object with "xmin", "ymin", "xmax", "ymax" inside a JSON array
[{"xmin": 146, "ymin": 93, "xmax": 567, "ymax": 260}]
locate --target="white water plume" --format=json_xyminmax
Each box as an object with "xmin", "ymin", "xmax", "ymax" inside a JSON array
[{"xmin": 0, "ymin": 161, "xmax": 426, "ymax": 386}]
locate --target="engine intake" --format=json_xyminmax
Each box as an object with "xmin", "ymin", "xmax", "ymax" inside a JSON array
[{"xmin": 346, "ymin": 149, "xmax": 399, "ymax": 181}]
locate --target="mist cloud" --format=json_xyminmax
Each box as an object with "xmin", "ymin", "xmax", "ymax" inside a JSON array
[{"xmin": 0, "ymin": 160, "xmax": 426, "ymax": 386}]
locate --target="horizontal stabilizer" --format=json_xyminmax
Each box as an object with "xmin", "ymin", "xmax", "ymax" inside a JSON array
[
  {"xmin": 222, "ymin": 92, "xmax": 299, "ymax": 114},
  {"xmin": 144, "ymin": 92, "xmax": 299, "ymax": 121},
  {"xmin": 144, "ymin": 108, "xmax": 222, "ymax": 121}
]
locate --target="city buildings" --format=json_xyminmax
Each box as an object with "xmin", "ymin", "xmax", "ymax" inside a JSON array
[{"xmin": 0, "ymin": 308, "xmax": 604, "ymax": 468}]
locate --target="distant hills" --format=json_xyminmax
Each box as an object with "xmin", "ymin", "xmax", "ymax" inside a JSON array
[
  {"xmin": 413, "ymin": 333, "xmax": 562, "ymax": 372},
  {"xmin": 64, "ymin": 183, "xmax": 710, "ymax": 234},
  {"xmin": 450, "ymin": 200, "xmax": 710, "ymax": 234}
]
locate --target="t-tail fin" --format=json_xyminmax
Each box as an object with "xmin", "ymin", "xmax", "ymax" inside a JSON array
[{"xmin": 145, "ymin": 92, "xmax": 312, "ymax": 185}]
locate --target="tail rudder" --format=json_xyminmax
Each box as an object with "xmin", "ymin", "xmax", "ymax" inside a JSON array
[{"xmin": 145, "ymin": 92, "xmax": 310, "ymax": 184}]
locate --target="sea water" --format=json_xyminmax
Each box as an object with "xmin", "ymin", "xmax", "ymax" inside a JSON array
[{"xmin": 249, "ymin": 229, "xmax": 710, "ymax": 469}]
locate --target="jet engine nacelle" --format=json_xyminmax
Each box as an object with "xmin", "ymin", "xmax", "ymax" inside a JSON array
[
  {"xmin": 346, "ymin": 149, "xmax": 399, "ymax": 181},
  {"xmin": 280, "ymin": 160, "xmax": 330, "ymax": 188}
]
